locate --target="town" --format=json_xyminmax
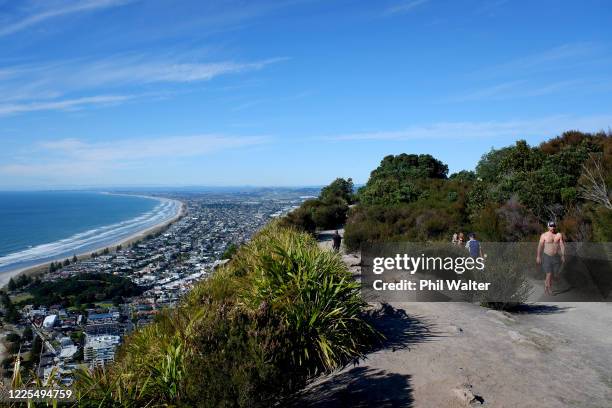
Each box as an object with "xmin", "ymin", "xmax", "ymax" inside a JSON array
[{"xmin": 0, "ymin": 189, "xmax": 315, "ymax": 386}]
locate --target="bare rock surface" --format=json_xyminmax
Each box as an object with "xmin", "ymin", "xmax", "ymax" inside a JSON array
[{"xmin": 294, "ymin": 230, "xmax": 612, "ymax": 407}]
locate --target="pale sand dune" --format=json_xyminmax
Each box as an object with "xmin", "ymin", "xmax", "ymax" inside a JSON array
[{"xmin": 299, "ymin": 230, "xmax": 612, "ymax": 407}]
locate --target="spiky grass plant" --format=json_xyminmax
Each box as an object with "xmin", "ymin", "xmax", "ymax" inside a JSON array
[
  {"xmin": 74, "ymin": 223, "xmax": 378, "ymax": 407},
  {"xmin": 237, "ymin": 226, "xmax": 377, "ymax": 375}
]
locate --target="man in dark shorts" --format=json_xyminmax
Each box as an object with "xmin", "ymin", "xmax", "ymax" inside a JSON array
[
  {"xmin": 332, "ymin": 230, "xmax": 342, "ymax": 252},
  {"xmin": 536, "ymin": 221, "xmax": 565, "ymax": 295}
]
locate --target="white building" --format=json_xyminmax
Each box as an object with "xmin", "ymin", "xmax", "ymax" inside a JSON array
[
  {"xmin": 84, "ymin": 335, "xmax": 120, "ymax": 367},
  {"xmin": 42, "ymin": 314, "xmax": 58, "ymax": 329}
]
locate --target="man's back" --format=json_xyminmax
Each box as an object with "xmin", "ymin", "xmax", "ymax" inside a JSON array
[{"xmin": 466, "ymin": 239, "xmax": 480, "ymax": 258}]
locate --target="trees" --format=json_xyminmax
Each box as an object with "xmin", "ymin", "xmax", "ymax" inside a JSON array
[
  {"xmin": 282, "ymin": 178, "xmax": 355, "ymax": 232},
  {"xmin": 320, "ymin": 178, "xmax": 354, "ymax": 204},
  {"xmin": 476, "ymin": 146, "xmax": 513, "ymax": 183},
  {"xmin": 7, "ymin": 278, "xmax": 16, "ymax": 291},
  {"xmin": 579, "ymin": 153, "xmax": 611, "ymax": 210},
  {"xmin": 358, "ymin": 154, "xmax": 448, "ymax": 206},
  {"xmin": 343, "ymin": 130, "xmax": 611, "ymax": 247},
  {"xmin": 1, "ymin": 292, "xmax": 20, "ymax": 324},
  {"xmin": 449, "ymin": 170, "xmax": 477, "ymax": 182}
]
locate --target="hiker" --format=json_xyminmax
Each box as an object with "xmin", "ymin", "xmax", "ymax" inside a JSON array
[
  {"xmin": 332, "ymin": 230, "xmax": 342, "ymax": 252},
  {"xmin": 452, "ymin": 232, "xmax": 459, "ymax": 245},
  {"xmin": 457, "ymin": 232, "xmax": 465, "ymax": 246},
  {"xmin": 465, "ymin": 232, "xmax": 483, "ymax": 258},
  {"xmin": 536, "ymin": 221, "xmax": 565, "ymax": 295}
]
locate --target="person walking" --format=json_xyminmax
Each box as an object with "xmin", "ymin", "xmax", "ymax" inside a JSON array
[
  {"xmin": 536, "ymin": 221, "xmax": 565, "ymax": 295},
  {"xmin": 465, "ymin": 233, "xmax": 483, "ymax": 258},
  {"xmin": 332, "ymin": 230, "xmax": 342, "ymax": 252}
]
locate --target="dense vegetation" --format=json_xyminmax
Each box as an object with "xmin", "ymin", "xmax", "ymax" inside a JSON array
[
  {"xmin": 74, "ymin": 224, "xmax": 378, "ymax": 407},
  {"xmin": 280, "ymin": 177, "xmax": 354, "ymax": 232},
  {"xmin": 18, "ymin": 273, "xmax": 143, "ymax": 308},
  {"xmin": 341, "ymin": 131, "xmax": 611, "ymax": 250}
]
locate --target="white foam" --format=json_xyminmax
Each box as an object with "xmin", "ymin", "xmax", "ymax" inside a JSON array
[{"xmin": 0, "ymin": 197, "xmax": 181, "ymax": 271}]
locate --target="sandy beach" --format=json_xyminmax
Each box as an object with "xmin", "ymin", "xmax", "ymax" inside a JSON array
[{"xmin": 0, "ymin": 196, "xmax": 185, "ymax": 288}]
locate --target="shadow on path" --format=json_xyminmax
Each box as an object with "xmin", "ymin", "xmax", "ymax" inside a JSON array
[
  {"xmin": 507, "ymin": 303, "xmax": 572, "ymax": 315},
  {"xmin": 366, "ymin": 303, "xmax": 443, "ymax": 352},
  {"xmin": 289, "ymin": 304, "xmax": 436, "ymax": 407},
  {"xmin": 296, "ymin": 367, "xmax": 414, "ymax": 408}
]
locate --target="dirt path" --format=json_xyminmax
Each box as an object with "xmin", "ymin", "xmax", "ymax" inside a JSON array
[{"xmin": 298, "ymin": 230, "xmax": 612, "ymax": 407}]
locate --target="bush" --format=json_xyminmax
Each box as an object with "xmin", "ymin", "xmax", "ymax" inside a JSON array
[
  {"xmin": 280, "ymin": 205, "xmax": 316, "ymax": 233},
  {"xmin": 469, "ymin": 245, "xmax": 532, "ymax": 310},
  {"xmin": 74, "ymin": 224, "xmax": 377, "ymax": 407},
  {"xmin": 282, "ymin": 178, "xmax": 353, "ymax": 232}
]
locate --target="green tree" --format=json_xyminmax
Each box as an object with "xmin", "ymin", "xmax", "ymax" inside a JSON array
[
  {"xmin": 320, "ymin": 177, "xmax": 354, "ymax": 204},
  {"xmin": 7, "ymin": 278, "xmax": 16, "ymax": 291},
  {"xmin": 475, "ymin": 146, "xmax": 513, "ymax": 183},
  {"xmin": 449, "ymin": 170, "xmax": 477, "ymax": 182},
  {"xmin": 358, "ymin": 153, "xmax": 448, "ymax": 206}
]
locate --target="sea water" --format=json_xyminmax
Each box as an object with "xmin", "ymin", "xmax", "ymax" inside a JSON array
[{"xmin": 0, "ymin": 191, "xmax": 180, "ymax": 275}]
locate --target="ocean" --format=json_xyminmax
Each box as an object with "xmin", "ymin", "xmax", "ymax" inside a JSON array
[{"xmin": 0, "ymin": 191, "xmax": 180, "ymax": 276}]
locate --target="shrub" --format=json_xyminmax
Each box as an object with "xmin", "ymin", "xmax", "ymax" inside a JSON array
[
  {"xmin": 469, "ymin": 245, "xmax": 532, "ymax": 310},
  {"xmin": 280, "ymin": 205, "xmax": 316, "ymax": 233},
  {"xmin": 74, "ymin": 224, "xmax": 377, "ymax": 407}
]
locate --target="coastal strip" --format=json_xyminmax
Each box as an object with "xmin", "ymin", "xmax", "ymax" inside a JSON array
[{"xmin": 0, "ymin": 195, "xmax": 185, "ymax": 288}]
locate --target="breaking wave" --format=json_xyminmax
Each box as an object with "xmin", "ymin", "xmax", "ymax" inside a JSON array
[{"xmin": 0, "ymin": 197, "xmax": 181, "ymax": 273}]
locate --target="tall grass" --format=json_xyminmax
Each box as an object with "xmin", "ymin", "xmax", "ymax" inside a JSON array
[{"xmin": 74, "ymin": 223, "xmax": 378, "ymax": 407}]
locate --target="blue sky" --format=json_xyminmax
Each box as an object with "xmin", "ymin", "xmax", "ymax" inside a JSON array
[{"xmin": 1, "ymin": 0, "xmax": 611, "ymax": 189}]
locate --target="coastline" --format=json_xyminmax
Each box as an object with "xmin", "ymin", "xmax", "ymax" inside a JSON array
[{"xmin": 0, "ymin": 195, "xmax": 185, "ymax": 288}]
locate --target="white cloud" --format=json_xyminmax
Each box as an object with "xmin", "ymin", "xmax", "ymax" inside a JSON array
[
  {"xmin": 324, "ymin": 114, "xmax": 612, "ymax": 141},
  {"xmin": 0, "ymin": 54, "xmax": 286, "ymax": 116},
  {"xmin": 1, "ymin": 55, "xmax": 286, "ymax": 92},
  {"xmin": 0, "ymin": 94, "xmax": 132, "ymax": 116},
  {"xmin": 0, "ymin": 0, "xmax": 134, "ymax": 37},
  {"xmin": 40, "ymin": 135, "xmax": 269, "ymax": 161},
  {"xmin": 62, "ymin": 56, "xmax": 288, "ymax": 87},
  {"xmin": 385, "ymin": 0, "xmax": 429, "ymax": 15},
  {"xmin": 474, "ymin": 42, "xmax": 603, "ymax": 79},
  {"xmin": 446, "ymin": 79, "xmax": 586, "ymax": 102},
  {"xmin": 0, "ymin": 134, "xmax": 269, "ymax": 179}
]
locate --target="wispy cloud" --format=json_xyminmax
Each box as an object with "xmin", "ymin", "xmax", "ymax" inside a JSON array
[
  {"xmin": 0, "ymin": 54, "xmax": 287, "ymax": 116},
  {"xmin": 445, "ymin": 79, "xmax": 585, "ymax": 102},
  {"xmin": 0, "ymin": 134, "xmax": 269, "ymax": 178},
  {"xmin": 323, "ymin": 114, "xmax": 612, "ymax": 141},
  {"xmin": 39, "ymin": 135, "xmax": 268, "ymax": 161},
  {"xmin": 475, "ymin": 42, "xmax": 603, "ymax": 79},
  {"xmin": 384, "ymin": 0, "xmax": 429, "ymax": 15},
  {"xmin": 231, "ymin": 90, "xmax": 314, "ymax": 111},
  {"xmin": 0, "ymin": 94, "xmax": 132, "ymax": 116},
  {"xmin": 0, "ymin": 0, "xmax": 134, "ymax": 37},
  {"xmin": 475, "ymin": 0, "xmax": 510, "ymax": 15}
]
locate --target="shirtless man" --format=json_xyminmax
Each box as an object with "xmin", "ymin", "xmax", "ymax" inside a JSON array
[{"xmin": 536, "ymin": 221, "xmax": 565, "ymax": 295}]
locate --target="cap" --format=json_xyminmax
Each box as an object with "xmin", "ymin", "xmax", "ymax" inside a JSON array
[{"xmin": 547, "ymin": 221, "xmax": 556, "ymax": 228}]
